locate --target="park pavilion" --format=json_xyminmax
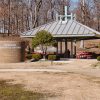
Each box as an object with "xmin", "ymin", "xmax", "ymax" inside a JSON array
[{"xmin": 21, "ymin": 7, "xmax": 100, "ymax": 58}]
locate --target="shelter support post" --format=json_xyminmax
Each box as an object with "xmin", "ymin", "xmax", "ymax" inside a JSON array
[
  {"xmin": 74, "ymin": 40, "xmax": 77, "ymax": 58},
  {"xmin": 65, "ymin": 39, "xmax": 68, "ymax": 58},
  {"xmin": 60, "ymin": 41, "xmax": 62, "ymax": 54},
  {"xmin": 80, "ymin": 40, "xmax": 84, "ymax": 48},
  {"xmin": 56, "ymin": 41, "xmax": 58, "ymax": 54},
  {"xmin": 71, "ymin": 40, "xmax": 73, "ymax": 58}
]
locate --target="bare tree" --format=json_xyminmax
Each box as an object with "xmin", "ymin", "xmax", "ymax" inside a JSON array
[
  {"xmin": 33, "ymin": 0, "xmax": 42, "ymax": 28},
  {"xmin": 0, "ymin": 0, "xmax": 72, "ymax": 36},
  {"xmin": 75, "ymin": 0, "xmax": 100, "ymax": 32},
  {"xmin": 93, "ymin": 0, "xmax": 100, "ymax": 31}
]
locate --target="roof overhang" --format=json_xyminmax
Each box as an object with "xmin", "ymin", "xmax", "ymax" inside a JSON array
[
  {"xmin": 20, "ymin": 34, "xmax": 99, "ymax": 41},
  {"xmin": 21, "ymin": 34, "xmax": 95, "ymax": 38}
]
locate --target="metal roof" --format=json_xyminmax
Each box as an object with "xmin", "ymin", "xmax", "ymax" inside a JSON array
[{"xmin": 21, "ymin": 20, "xmax": 100, "ymax": 39}]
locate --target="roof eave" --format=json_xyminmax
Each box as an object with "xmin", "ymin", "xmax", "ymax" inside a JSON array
[
  {"xmin": 53, "ymin": 34, "xmax": 95, "ymax": 38},
  {"xmin": 20, "ymin": 34, "xmax": 95, "ymax": 38}
]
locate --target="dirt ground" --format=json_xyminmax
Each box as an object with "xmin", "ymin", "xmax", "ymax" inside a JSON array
[{"xmin": 0, "ymin": 60, "xmax": 100, "ymax": 100}]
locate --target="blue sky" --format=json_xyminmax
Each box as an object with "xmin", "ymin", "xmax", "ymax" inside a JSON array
[
  {"xmin": 72, "ymin": 0, "xmax": 78, "ymax": 2},
  {"xmin": 70, "ymin": 0, "xmax": 79, "ymax": 9}
]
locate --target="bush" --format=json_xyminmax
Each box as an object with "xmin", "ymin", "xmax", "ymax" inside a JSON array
[
  {"xmin": 48, "ymin": 55, "xmax": 57, "ymax": 61},
  {"xmin": 56, "ymin": 55, "xmax": 60, "ymax": 60},
  {"xmin": 26, "ymin": 54, "xmax": 32, "ymax": 59},
  {"xmin": 97, "ymin": 56, "xmax": 100, "ymax": 61},
  {"xmin": 32, "ymin": 53, "xmax": 42, "ymax": 60}
]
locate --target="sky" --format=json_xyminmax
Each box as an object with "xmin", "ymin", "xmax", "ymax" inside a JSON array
[
  {"xmin": 73, "ymin": 0, "xmax": 78, "ymax": 1},
  {"xmin": 70, "ymin": 0, "xmax": 78, "ymax": 9},
  {"xmin": 72, "ymin": 0, "xmax": 78, "ymax": 2}
]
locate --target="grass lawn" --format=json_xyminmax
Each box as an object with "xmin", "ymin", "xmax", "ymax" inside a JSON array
[{"xmin": 0, "ymin": 80, "xmax": 49, "ymax": 100}]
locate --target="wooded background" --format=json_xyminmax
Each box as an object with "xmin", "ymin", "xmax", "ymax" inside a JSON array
[{"xmin": 0, "ymin": 0, "xmax": 100, "ymax": 36}]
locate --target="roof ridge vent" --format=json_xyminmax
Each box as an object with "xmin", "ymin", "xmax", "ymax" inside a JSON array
[{"xmin": 56, "ymin": 6, "xmax": 76, "ymax": 21}]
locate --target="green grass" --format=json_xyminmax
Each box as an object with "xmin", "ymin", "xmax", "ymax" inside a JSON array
[{"xmin": 0, "ymin": 80, "xmax": 50, "ymax": 100}]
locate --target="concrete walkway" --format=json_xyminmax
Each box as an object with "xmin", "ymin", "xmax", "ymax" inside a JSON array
[
  {"xmin": 0, "ymin": 68, "xmax": 66, "ymax": 72},
  {"xmin": 0, "ymin": 59, "xmax": 100, "ymax": 78}
]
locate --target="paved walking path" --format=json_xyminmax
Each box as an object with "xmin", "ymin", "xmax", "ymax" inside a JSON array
[
  {"xmin": 0, "ymin": 68, "xmax": 66, "ymax": 72},
  {"xmin": 0, "ymin": 59, "xmax": 100, "ymax": 78}
]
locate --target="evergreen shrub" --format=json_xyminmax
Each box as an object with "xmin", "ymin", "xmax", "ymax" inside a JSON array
[
  {"xmin": 48, "ymin": 55, "xmax": 57, "ymax": 61},
  {"xmin": 32, "ymin": 53, "xmax": 42, "ymax": 60},
  {"xmin": 97, "ymin": 56, "xmax": 100, "ymax": 61}
]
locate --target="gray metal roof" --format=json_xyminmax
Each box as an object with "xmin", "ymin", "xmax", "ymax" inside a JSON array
[{"xmin": 21, "ymin": 20, "xmax": 100, "ymax": 38}]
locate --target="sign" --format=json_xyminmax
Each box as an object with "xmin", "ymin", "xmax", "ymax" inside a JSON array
[{"xmin": 0, "ymin": 44, "xmax": 21, "ymax": 49}]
